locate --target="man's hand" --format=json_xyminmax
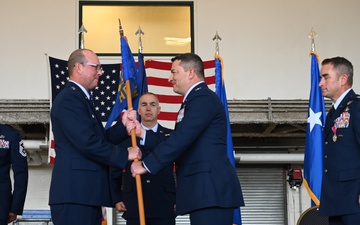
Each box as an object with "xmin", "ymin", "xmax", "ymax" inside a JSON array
[
  {"xmin": 122, "ymin": 108, "xmax": 137, "ymax": 126},
  {"xmin": 127, "ymin": 146, "xmax": 142, "ymax": 161},
  {"xmin": 126, "ymin": 119, "xmax": 144, "ymax": 138},
  {"xmin": 131, "ymin": 161, "xmax": 148, "ymax": 177},
  {"xmin": 8, "ymin": 212, "xmax": 17, "ymax": 223},
  {"xmin": 115, "ymin": 201, "xmax": 127, "ymax": 212}
]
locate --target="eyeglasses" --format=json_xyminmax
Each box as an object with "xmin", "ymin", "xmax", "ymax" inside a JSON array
[{"xmin": 85, "ymin": 63, "xmax": 102, "ymax": 71}]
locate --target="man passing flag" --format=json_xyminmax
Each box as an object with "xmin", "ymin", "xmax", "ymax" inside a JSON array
[{"xmin": 303, "ymin": 52, "xmax": 326, "ymax": 206}]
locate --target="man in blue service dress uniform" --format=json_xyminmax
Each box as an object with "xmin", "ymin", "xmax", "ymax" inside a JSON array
[
  {"xmin": 111, "ymin": 92, "xmax": 176, "ymax": 225},
  {"xmin": 0, "ymin": 124, "xmax": 28, "ymax": 225},
  {"xmin": 130, "ymin": 53, "xmax": 244, "ymax": 225},
  {"xmin": 49, "ymin": 49, "xmax": 141, "ymax": 225},
  {"xmin": 318, "ymin": 56, "xmax": 360, "ymax": 225}
]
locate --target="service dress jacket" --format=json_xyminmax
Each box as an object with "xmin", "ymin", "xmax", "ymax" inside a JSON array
[
  {"xmin": 111, "ymin": 125, "xmax": 176, "ymax": 219},
  {"xmin": 319, "ymin": 89, "xmax": 360, "ymax": 216},
  {"xmin": 143, "ymin": 82, "xmax": 244, "ymax": 215},
  {"xmin": 49, "ymin": 82, "xmax": 130, "ymax": 207}
]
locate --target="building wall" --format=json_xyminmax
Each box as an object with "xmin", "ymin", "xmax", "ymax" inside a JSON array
[
  {"xmin": 1, "ymin": 0, "xmax": 360, "ymax": 100},
  {"xmin": 23, "ymin": 152, "xmax": 52, "ymax": 210}
]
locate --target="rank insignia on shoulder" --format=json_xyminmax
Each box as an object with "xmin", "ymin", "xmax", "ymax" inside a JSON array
[
  {"xmin": 71, "ymin": 87, "xmax": 76, "ymax": 90},
  {"xmin": 195, "ymin": 87, "xmax": 202, "ymax": 91},
  {"xmin": 165, "ymin": 134, "xmax": 170, "ymax": 136}
]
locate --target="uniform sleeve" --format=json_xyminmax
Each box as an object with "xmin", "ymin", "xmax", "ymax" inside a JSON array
[
  {"xmin": 109, "ymin": 166, "xmax": 124, "ymax": 205},
  {"xmin": 10, "ymin": 130, "xmax": 28, "ymax": 215},
  {"xmin": 144, "ymin": 92, "xmax": 219, "ymax": 174}
]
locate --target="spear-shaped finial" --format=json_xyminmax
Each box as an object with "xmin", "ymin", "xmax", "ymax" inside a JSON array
[
  {"xmin": 308, "ymin": 28, "xmax": 318, "ymax": 53},
  {"xmin": 212, "ymin": 31, "xmax": 222, "ymax": 55},
  {"xmin": 118, "ymin": 19, "xmax": 124, "ymax": 37},
  {"xmin": 78, "ymin": 24, "xmax": 87, "ymax": 49},
  {"xmin": 135, "ymin": 26, "xmax": 145, "ymax": 53}
]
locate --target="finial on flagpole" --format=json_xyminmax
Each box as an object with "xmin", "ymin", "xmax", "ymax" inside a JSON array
[
  {"xmin": 78, "ymin": 24, "xmax": 87, "ymax": 49},
  {"xmin": 212, "ymin": 31, "xmax": 222, "ymax": 55},
  {"xmin": 308, "ymin": 28, "xmax": 318, "ymax": 53},
  {"xmin": 118, "ymin": 19, "xmax": 124, "ymax": 37},
  {"xmin": 135, "ymin": 26, "xmax": 145, "ymax": 53}
]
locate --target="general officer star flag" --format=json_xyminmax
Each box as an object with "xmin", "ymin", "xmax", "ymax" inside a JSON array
[{"xmin": 303, "ymin": 52, "xmax": 326, "ymax": 206}]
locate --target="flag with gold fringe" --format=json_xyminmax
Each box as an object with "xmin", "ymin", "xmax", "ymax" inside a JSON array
[{"xmin": 303, "ymin": 52, "xmax": 326, "ymax": 206}]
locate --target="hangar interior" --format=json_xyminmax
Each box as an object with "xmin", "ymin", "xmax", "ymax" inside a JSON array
[{"xmin": 0, "ymin": 98, "xmax": 331, "ymax": 163}]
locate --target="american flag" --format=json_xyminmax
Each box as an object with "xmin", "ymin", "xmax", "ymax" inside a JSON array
[
  {"xmin": 48, "ymin": 56, "xmax": 216, "ymax": 163},
  {"xmin": 49, "ymin": 57, "xmax": 120, "ymax": 121},
  {"xmin": 145, "ymin": 59, "xmax": 216, "ymax": 128}
]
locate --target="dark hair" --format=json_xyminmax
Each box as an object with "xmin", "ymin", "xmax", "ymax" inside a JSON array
[
  {"xmin": 322, "ymin": 56, "xmax": 353, "ymax": 86},
  {"xmin": 67, "ymin": 49, "xmax": 90, "ymax": 75},
  {"xmin": 171, "ymin": 53, "xmax": 205, "ymax": 79}
]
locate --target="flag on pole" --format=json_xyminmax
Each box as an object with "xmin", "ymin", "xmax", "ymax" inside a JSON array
[
  {"xmin": 48, "ymin": 57, "xmax": 119, "ymax": 163},
  {"xmin": 214, "ymin": 55, "xmax": 242, "ymax": 225},
  {"xmin": 303, "ymin": 52, "xmax": 326, "ymax": 206},
  {"xmin": 137, "ymin": 52, "xmax": 148, "ymax": 95},
  {"xmin": 104, "ymin": 37, "xmax": 140, "ymax": 129},
  {"xmin": 145, "ymin": 59, "xmax": 216, "ymax": 128},
  {"xmin": 48, "ymin": 57, "xmax": 216, "ymax": 161},
  {"xmin": 136, "ymin": 51, "xmax": 148, "ymax": 121}
]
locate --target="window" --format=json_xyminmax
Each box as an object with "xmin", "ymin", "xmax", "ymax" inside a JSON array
[{"xmin": 79, "ymin": 1, "xmax": 194, "ymax": 56}]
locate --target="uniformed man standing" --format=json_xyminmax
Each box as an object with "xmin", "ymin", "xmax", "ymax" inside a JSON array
[
  {"xmin": 111, "ymin": 92, "xmax": 176, "ymax": 225},
  {"xmin": 318, "ymin": 57, "xmax": 360, "ymax": 225},
  {"xmin": 0, "ymin": 124, "xmax": 28, "ymax": 225}
]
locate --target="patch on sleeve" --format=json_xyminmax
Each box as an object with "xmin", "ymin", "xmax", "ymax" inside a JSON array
[
  {"xmin": 176, "ymin": 108, "xmax": 185, "ymax": 123},
  {"xmin": 19, "ymin": 141, "xmax": 27, "ymax": 157}
]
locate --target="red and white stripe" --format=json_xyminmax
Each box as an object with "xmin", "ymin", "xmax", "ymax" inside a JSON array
[{"xmin": 48, "ymin": 59, "xmax": 216, "ymax": 163}]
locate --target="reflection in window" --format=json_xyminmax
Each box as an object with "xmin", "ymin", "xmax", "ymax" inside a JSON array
[{"xmin": 80, "ymin": 2, "xmax": 194, "ymax": 56}]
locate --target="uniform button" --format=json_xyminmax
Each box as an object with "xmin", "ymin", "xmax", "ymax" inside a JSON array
[
  {"xmin": 324, "ymin": 155, "xmax": 328, "ymax": 159},
  {"xmin": 146, "ymin": 180, "xmax": 150, "ymax": 183},
  {"xmin": 324, "ymin": 142, "xmax": 328, "ymax": 145},
  {"xmin": 324, "ymin": 169, "xmax": 328, "ymax": 173}
]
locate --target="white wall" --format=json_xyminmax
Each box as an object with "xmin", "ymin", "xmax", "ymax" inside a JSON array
[
  {"xmin": 0, "ymin": 0, "xmax": 77, "ymax": 99},
  {"xmin": 1, "ymin": 0, "xmax": 360, "ymax": 100},
  {"xmin": 25, "ymin": 164, "xmax": 53, "ymax": 210}
]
